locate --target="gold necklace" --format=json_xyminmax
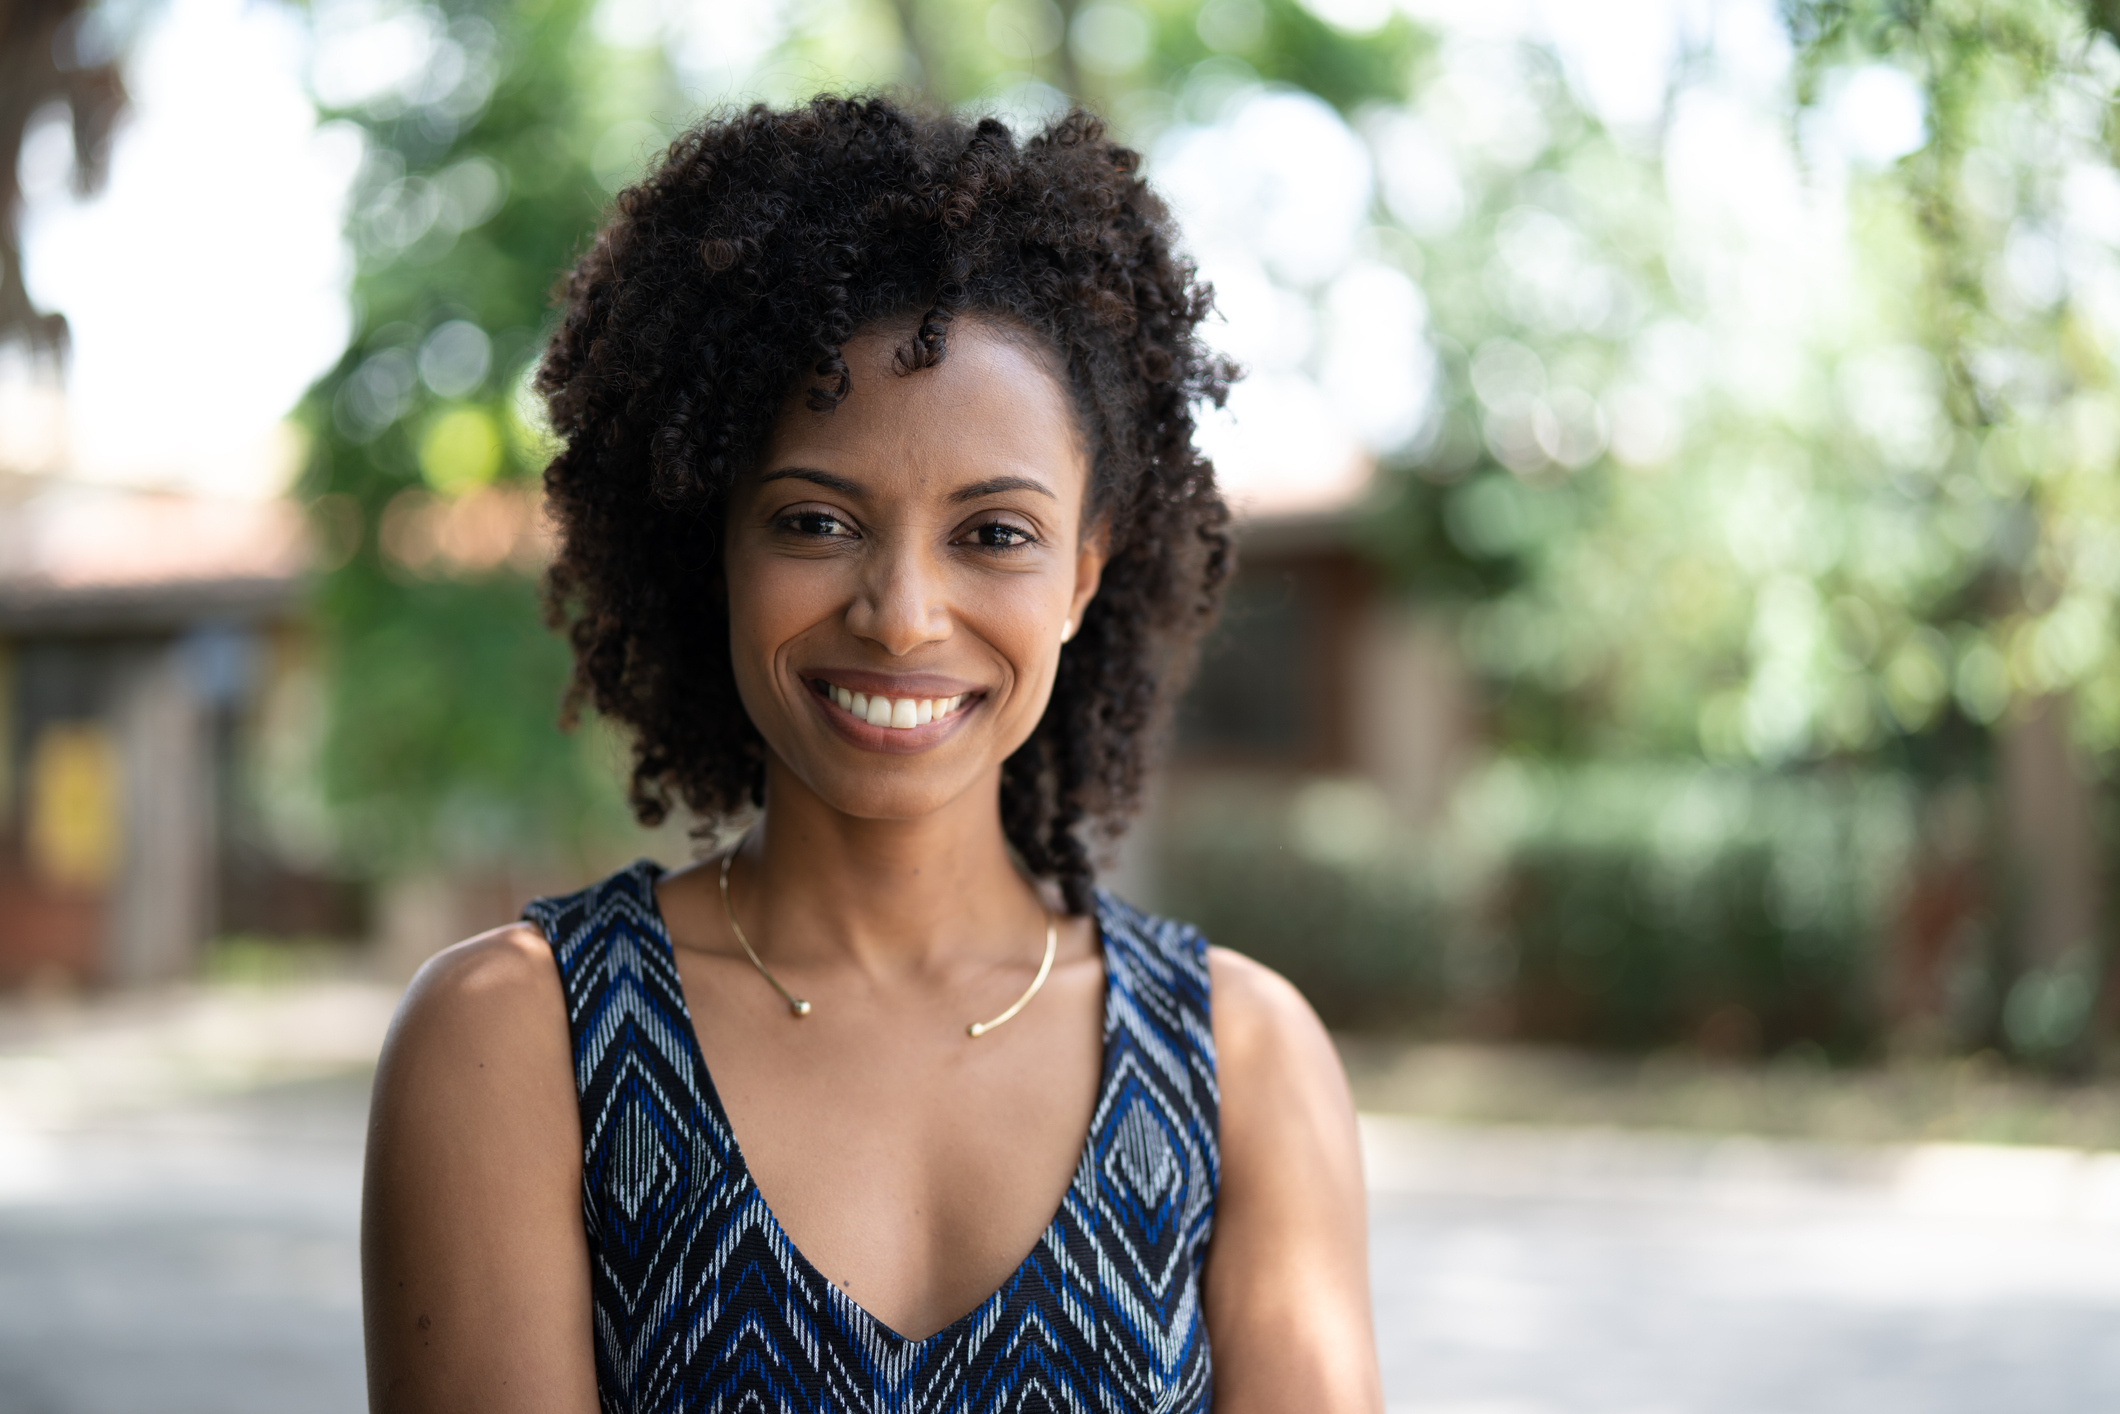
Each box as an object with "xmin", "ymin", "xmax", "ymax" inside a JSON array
[{"xmin": 717, "ymin": 849, "xmax": 1057, "ymax": 1038}]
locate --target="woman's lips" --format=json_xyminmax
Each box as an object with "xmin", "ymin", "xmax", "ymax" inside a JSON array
[{"xmin": 803, "ymin": 676, "xmax": 984, "ymax": 752}]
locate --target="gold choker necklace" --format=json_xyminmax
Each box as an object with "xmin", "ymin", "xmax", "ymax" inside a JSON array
[{"xmin": 717, "ymin": 849, "xmax": 1057, "ymax": 1038}]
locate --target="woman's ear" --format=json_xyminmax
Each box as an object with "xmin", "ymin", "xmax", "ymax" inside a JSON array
[{"xmin": 1068, "ymin": 518, "xmax": 1110, "ymax": 633}]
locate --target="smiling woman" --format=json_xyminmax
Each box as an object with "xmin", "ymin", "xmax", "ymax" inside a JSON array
[{"xmin": 359, "ymin": 95, "xmax": 1381, "ymax": 1414}]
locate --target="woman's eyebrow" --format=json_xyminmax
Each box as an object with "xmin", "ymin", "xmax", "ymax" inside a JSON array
[
  {"xmin": 758, "ymin": 466, "xmax": 863, "ymax": 495},
  {"xmin": 949, "ymin": 475, "xmax": 1055, "ymax": 503}
]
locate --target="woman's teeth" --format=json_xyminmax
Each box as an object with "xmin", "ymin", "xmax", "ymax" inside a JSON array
[{"xmin": 827, "ymin": 685, "xmax": 968, "ymax": 730}]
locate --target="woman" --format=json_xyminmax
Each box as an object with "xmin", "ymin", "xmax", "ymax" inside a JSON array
[{"xmin": 362, "ymin": 96, "xmax": 1380, "ymax": 1412}]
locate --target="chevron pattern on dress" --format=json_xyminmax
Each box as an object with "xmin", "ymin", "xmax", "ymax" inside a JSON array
[{"xmin": 524, "ymin": 860, "xmax": 1219, "ymax": 1414}]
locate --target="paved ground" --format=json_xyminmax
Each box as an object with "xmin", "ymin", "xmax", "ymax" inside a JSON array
[
  {"xmin": 3, "ymin": 987, "xmax": 2119, "ymax": 1412},
  {"xmin": 0, "ymin": 985, "xmax": 385, "ymax": 1414},
  {"xmin": 1363, "ymin": 1119, "xmax": 2120, "ymax": 1413},
  {"xmin": 0, "ymin": 1076, "xmax": 367, "ymax": 1414}
]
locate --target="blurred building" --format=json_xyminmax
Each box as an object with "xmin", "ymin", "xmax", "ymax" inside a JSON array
[
  {"xmin": 1176, "ymin": 506, "xmax": 1475, "ymax": 820},
  {"xmin": 1191, "ymin": 429, "xmax": 1482, "ymax": 788},
  {"xmin": 1128, "ymin": 456, "xmax": 1482, "ymax": 915},
  {"xmin": 0, "ymin": 474, "xmax": 348, "ymax": 986}
]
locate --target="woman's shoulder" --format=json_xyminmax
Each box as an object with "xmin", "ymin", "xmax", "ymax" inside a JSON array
[
  {"xmin": 1205, "ymin": 945, "xmax": 1336, "ymax": 1077},
  {"xmin": 1092, "ymin": 892, "xmax": 1336, "ymax": 1086},
  {"xmin": 383, "ymin": 855, "xmax": 664, "ymax": 1069},
  {"xmin": 521, "ymin": 857, "xmax": 665, "ymax": 959},
  {"xmin": 382, "ymin": 924, "xmax": 571, "ymax": 1081},
  {"xmin": 404, "ymin": 922, "xmax": 561, "ymax": 1013}
]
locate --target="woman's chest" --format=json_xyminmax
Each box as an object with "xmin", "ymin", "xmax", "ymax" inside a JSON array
[
  {"xmin": 549, "ymin": 881, "xmax": 1221, "ymax": 1410},
  {"xmin": 671, "ymin": 948, "xmax": 1107, "ymax": 1339}
]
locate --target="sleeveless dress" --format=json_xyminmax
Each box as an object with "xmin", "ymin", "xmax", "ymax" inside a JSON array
[{"xmin": 522, "ymin": 860, "xmax": 1220, "ymax": 1414}]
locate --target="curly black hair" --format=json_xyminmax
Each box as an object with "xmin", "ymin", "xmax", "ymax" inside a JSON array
[{"xmin": 536, "ymin": 94, "xmax": 1236, "ymax": 912}]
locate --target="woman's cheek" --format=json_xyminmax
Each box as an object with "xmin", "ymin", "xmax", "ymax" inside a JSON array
[
  {"xmin": 723, "ymin": 560, "xmax": 796, "ymax": 717},
  {"xmin": 973, "ymin": 582, "xmax": 1064, "ymax": 721}
]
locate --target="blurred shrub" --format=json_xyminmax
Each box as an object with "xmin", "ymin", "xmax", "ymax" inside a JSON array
[
  {"xmin": 204, "ymin": 934, "xmax": 366, "ymax": 986},
  {"xmin": 1155, "ymin": 763, "xmax": 1917, "ymax": 1054},
  {"xmin": 1152, "ymin": 777, "xmax": 1448, "ymax": 1027}
]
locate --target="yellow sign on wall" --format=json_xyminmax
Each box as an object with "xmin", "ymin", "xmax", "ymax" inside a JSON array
[{"xmin": 27, "ymin": 723, "xmax": 122, "ymax": 890}]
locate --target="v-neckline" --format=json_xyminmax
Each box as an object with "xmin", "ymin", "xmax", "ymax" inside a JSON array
[{"xmin": 628, "ymin": 859, "xmax": 1115, "ymax": 1347}]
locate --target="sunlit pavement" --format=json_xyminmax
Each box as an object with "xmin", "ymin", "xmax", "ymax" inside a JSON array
[
  {"xmin": 1364, "ymin": 1119, "xmax": 2120, "ymax": 1413},
  {"xmin": 0, "ymin": 1075, "xmax": 368, "ymax": 1414},
  {"xmin": 0, "ymin": 986, "xmax": 390, "ymax": 1414},
  {"xmin": 4, "ymin": 990, "xmax": 2120, "ymax": 1412}
]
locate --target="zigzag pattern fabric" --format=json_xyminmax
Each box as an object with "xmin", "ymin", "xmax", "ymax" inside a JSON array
[{"xmin": 523, "ymin": 860, "xmax": 1220, "ymax": 1413}]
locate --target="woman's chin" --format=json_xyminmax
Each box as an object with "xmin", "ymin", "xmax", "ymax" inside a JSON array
[{"xmin": 769, "ymin": 750, "xmax": 1000, "ymax": 825}]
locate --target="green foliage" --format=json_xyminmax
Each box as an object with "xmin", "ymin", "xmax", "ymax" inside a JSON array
[
  {"xmin": 312, "ymin": 570, "xmax": 633, "ymax": 865},
  {"xmin": 294, "ymin": 0, "xmax": 655, "ymax": 872},
  {"xmin": 1143, "ymin": 0, "xmax": 1427, "ymax": 112},
  {"xmin": 1349, "ymin": 40, "xmax": 1743, "ymax": 760},
  {"xmin": 1784, "ymin": 0, "xmax": 2120, "ymax": 764},
  {"xmin": 1327, "ymin": 0, "xmax": 2120, "ymax": 801},
  {"xmin": 1157, "ymin": 765, "xmax": 1919, "ymax": 1053}
]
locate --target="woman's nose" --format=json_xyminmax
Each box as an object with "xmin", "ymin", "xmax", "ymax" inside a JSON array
[{"xmin": 845, "ymin": 537, "xmax": 951, "ymax": 655}]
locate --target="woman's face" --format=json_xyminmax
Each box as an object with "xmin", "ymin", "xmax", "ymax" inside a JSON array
[{"xmin": 723, "ymin": 319, "xmax": 1105, "ymax": 822}]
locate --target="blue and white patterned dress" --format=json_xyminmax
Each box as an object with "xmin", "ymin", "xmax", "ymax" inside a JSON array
[{"xmin": 523, "ymin": 861, "xmax": 1220, "ymax": 1413}]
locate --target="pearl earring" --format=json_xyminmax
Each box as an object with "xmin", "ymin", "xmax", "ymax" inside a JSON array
[{"xmin": 1061, "ymin": 618, "xmax": 1074, "ymax": 642}]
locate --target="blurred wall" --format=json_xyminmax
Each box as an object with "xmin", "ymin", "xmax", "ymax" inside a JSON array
[{"xmin": 0, "ymin": 485, "xmax": 316, "ymax": 986}]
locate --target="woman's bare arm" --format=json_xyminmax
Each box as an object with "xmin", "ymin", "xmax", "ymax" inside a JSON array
[
  {"xmin": 1204, "ymin": 947, "xmax": 1382, "ymax": 1412},
  {"xmin": 362, "ymin": 926, "xmax": 598, "ymax": 1413}
]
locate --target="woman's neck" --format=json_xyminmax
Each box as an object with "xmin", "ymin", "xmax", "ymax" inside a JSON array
[{"xmin": 731, "ymin": 755, "xmax": 1049, "ymax": 974}]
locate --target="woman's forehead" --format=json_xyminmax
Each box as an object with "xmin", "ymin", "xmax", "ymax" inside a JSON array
[{"xmin": 760, "ymin": 321, "xmax": 1089, "ymax": 494}]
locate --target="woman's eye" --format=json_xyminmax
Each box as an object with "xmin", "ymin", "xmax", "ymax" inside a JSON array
[
  {"xmin": 968, "ymin": 522, "xmax": 1034, "ymax": 550},
  {"xmin": 782, "ymin": 511, "xmax": 853, "ymax": 538}
]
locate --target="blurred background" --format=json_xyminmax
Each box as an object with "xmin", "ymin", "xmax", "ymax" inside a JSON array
[{"xmin": 8, "ymin": 0, "xmax": 2120, "ymax": 1407}]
